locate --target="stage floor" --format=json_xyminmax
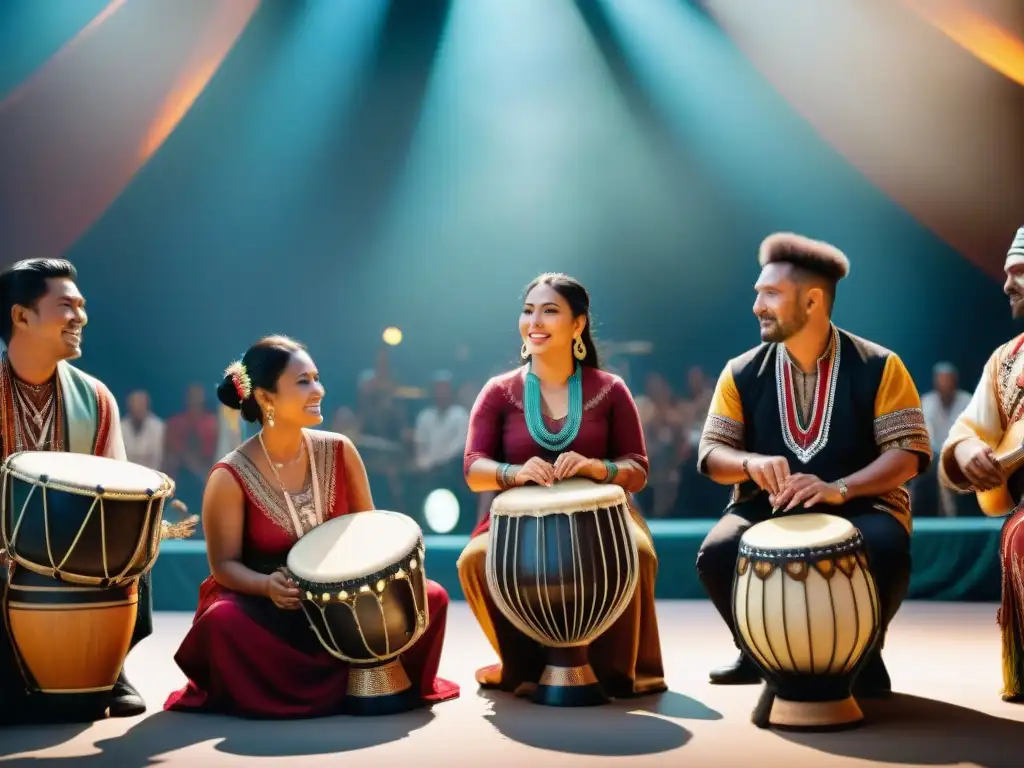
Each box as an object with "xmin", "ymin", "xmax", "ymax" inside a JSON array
[{"xmin": 2, "ymin": 601, "xmax": 1023, "ymax": 767}]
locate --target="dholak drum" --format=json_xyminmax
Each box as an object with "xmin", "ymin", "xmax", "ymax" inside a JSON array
[
  {"xmin": 3, "ymin": 566, "xmax": 138, "ymax": 720},
  {"xmin": 733, "ymin": 513, "xmax": 880, "ymax": 730},
  {"xmin": 286, "ymin": 510, "xmax": 428, "ymax": 716},
  {"xmin": 486, "ymin": 478, "xmax": 640, "ymax": 707},
  {"xmin": 1, "ymin": 451, "xmax": 173, "ymax": 585}
]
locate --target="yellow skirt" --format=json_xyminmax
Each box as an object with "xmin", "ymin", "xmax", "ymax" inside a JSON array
[{"xmin": 456, "ymin": 506, "xmax": 666, "ymax": 698}]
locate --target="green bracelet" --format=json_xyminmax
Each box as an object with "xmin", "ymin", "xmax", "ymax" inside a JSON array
[{"xmin": 601, "ymin": 460, "xmax": 618, "ymax": 484}]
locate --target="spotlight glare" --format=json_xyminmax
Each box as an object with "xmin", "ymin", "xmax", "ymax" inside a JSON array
[
  {"xmin": 423, "ymin": 488, "xmax": 459, "ymax": 534},
  {"xmin": 383, "ymin": 327, "xmax": 403, "ymax": 346}
]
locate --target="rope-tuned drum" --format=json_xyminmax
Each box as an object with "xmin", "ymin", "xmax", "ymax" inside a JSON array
[
  {"xmin": 286, "ymin": 510, "xmax": 428, "ymax": 716},
  {"xmin": 486, "ymin": 478, "xmax": 639, "ymax": 706},
  {"xmin": 1, "ymin": 451, "xmax": 173, "ymax": 719}
]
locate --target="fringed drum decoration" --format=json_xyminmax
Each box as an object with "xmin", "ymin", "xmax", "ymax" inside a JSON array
[
  {"xmin": 1, "ymin": 451, "xmax": 174, "ymax": 718},
  {"xmin": 486, "ymin": 478, "xmax": 640, "ymax": 707},
  {"xmin": 733, "ymin": 513, "xmax": 880, "ymax": 730},
  {"xmin": 286, "ymin": 510, "xmax": 428, "ymax": 716}
]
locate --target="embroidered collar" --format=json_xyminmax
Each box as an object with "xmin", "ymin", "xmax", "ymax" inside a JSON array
[{"xmin": 775, "ymin": 325, "xmax": 841, "ymax": 463}]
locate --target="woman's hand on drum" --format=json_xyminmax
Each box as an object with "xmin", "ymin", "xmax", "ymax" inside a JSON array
[
  {"xmin": 552, "ymin": 451, "xmax": 597, "ymax": 482},
  {"xmin": 515, "ymin": 457, "xmax": 556, "ymax": 487},
  {"xmin": 266, "ymin": 570, "xmax": 302, "ymax": 610},
  {"xmin": 771, "ymin": 473, "xmax": 843, "ymax": 511}
]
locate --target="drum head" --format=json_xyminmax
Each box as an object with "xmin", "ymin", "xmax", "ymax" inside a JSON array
[
  {"xmin": 742, "ymin": 513, "xmax": 855, "ymax": 550},
  {"xmin": 5, "ymin": 452, "xmax": 169, "ymax": 495},
  {"xmin": 491, "ymin": 477, "xmax": 626, "ymax": 515},
  {"xmin": 287, "ymin": 511, "xmax": 422, "ymax": 583}
]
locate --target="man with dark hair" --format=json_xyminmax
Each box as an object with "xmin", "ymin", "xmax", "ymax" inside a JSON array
[
  {"xmin": 0, "ymin": 258, "xmax": 149, "ymax": 721},
  {"xmin": 694, "ymin": 233, "xmax": 931, "ymax": 697}
]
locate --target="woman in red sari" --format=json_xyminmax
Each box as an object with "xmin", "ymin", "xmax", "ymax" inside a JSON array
[
  {"xmin": 457, "ymin": 273, "xmax": 666, "ymax": 698},
  {"xmin": 165, "ymin": 336, "xmax": 459, "ymax": 718}
]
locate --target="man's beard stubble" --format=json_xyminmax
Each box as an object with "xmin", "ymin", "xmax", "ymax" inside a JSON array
[{"xmin": 759, "ymin": 307, "xmax": 808, "ymax": 343}]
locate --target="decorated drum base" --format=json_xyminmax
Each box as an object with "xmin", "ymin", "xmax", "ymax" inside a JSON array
[
  {"xmin": 343, "ymin": 658, "xmax": 418, "ymax": 716},
  {"xmin": 753, "ymin": 685, "xmax": 864, "ymax": 731},
  {"xmin": 533, "ymin": 646, "xmax": 609, "ymax": 707}
]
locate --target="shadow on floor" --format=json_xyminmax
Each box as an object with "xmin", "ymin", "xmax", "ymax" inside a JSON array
[
  {"xmin": 777, "ymin": 693, "xmax": 1024, "ymax": 768},
  {"xmin": 479, "ymin": 688, "xmax": 720, "ymax": 756},
  {"xmin": 0, "ymin": 707, "xmax": 435, "ymax": 765}
]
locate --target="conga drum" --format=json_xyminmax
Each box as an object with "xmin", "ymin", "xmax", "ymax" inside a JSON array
[
  {"xmin": 486, "ymin": 478, "xmax": 640, "ymax": 707},
  {"xmin": 286, "ymin": 510, "xmax": 428, "ymax": 716},
  {"xmin": 2, "ymin": 451, "xmax": 173, "ymax": 585},
  {"xmin": 0, "ymin": 451, "xmax": 172, "ymax": 719},
  {"xmin": 733, "ymin": 513, "xmax": 881, "ymax": 730}
]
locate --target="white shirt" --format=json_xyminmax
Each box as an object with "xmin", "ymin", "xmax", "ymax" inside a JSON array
[
  {"xmin": 122, "ymin": 413, "xmax": 165, "ymax": 470},
  {"xmin": 921, "ymin": 389, "xmax": 972, "ymax": 453},
  {"xmin": 414, "ymin": 404, "xmax": 469, "ymax": 471}
]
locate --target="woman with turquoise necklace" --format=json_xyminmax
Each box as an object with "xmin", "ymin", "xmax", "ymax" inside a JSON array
[{"xmin": 457, "ymin": 273, "xmax": 666, "ymax": 699}]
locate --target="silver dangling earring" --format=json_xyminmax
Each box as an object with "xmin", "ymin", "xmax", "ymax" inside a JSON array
[
  {"xmin": 266, "ymin": 407, "xmax": 276, "ymax": 429},
  {"xmin": 521, "ymin": 343, "xmax": 529, "ymax": 360},
  {"xmin": 573, "ymin": 336, "xmax": 586, "ymax": 361}
]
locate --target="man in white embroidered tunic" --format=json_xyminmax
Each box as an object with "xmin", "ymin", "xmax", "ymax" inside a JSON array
[
  {"xmin": 694, "ymin": 233, "xmax": 931, "ymax": 697},
  {"xmin": 0, "ymin": 259, "xmax": 148, "ymax": 722},
  {"xmin": 939, "ymin": 225, "xmax": 1024, "ymax": 702}
]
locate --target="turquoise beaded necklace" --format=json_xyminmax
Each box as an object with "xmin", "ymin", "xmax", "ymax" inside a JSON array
[{"xmin": 524, "ymin": 362, "xmax": 584, "ymax": 452}]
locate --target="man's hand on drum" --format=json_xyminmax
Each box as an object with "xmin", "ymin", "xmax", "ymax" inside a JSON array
[
  {"xmin": 515, "ymin": 456, "xmax": 556, "ymax": 487},
  {"xmin": 771, "ymin": 473, "xmax": 844, "ymax": 511},
  {"xmin": 266, "ymin": 570, "xmax": 302, "ymax": 610},
  {"xmin": 746, "ymin": 454, "xmax": 791, "ymax": 497},
  {"xmin": 954, "ymin": 438, "xmax": 1003, "ymax": 491}
]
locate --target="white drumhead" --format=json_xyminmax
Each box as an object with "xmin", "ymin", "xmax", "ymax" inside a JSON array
[
  {"xmin": 741, "ymin": 513, "xmax": 855, "ymax": 550},
  {"xmin": 287, "ymin": 510, "xmax": 422, "ymax": 583},
  {"xmin": 491, "ymin": 477, "xmax": 626, "ymax": 515},
  {"xmin": 6, "ymin": 451, "xmax": 169, "ymax": 494}
]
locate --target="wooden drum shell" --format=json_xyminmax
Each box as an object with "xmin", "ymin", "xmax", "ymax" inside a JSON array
[{"xmin": 4, "ymin": 565, "xmax": 137, "ymax": 711}]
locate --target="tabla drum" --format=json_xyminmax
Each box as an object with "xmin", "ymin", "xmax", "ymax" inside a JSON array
[
  {"xmin": 1, "ymin": 451, "xmax": 173, "ymax": 586},
  {"xmin": 486, "ymin": 478, "xmax": 640, "ymax": 707},
  {"xmin": 733, "ymin": 513, "xmax": 880, "ymax": 730},
  {"xmin": 286, "ymin": 510, "xmax": 428, "ymax": 716},
  {"xmin": 3, "ymin": 565, "xmax": 138, "ymax": 720}
]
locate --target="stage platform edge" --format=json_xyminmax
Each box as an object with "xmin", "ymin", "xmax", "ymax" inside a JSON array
[{"xmin": 151, "ymin": 517, "xmax": 1003, "ymax": 612}]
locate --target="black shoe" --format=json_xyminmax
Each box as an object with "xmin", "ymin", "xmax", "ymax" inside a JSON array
[
  {"xmin": 109, "ymin": 671, "xmax": 146, "ymax": 717},
  {"xmin": 853, "ymin": 651, "xmax": 891, "ymax": 699},
  {"xmin": 709, "ymin": 653, "xmax": 761, "ymax": 685}
]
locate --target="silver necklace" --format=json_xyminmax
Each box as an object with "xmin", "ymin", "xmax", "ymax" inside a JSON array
[{"xmin": 258, "ymin": 432, "xmax": 305, "ymax": 469}]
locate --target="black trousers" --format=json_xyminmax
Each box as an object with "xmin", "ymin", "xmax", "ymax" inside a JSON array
[
  {"xmin": 695, "ymin": 499, "xmax": 911, "ymax": 651},
  {"xmin": 0, "ymin": 569, "xmax": 152, "ymax": 724}
]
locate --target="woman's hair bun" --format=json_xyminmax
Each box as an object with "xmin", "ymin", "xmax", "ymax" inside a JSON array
[{"xmin": 216, "ymin": 374, "xmax": 243, "ymax": 409}]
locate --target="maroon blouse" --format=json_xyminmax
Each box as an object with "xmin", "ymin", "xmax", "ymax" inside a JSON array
[{"xmin": 465, "ymin": 366, "xmax": 649, "ymax": 536}]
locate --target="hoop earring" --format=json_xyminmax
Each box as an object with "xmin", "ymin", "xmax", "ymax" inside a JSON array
[
  {"xmin": 265, "ymin": 407, "xmax": 276, "ymax": 429},
  {"xmin": 521, "ymin": 343, "xmax": 529, "ymax": 360},
  {"xmin": 573, "ymin": 336, "xmax": 587, "ymax": 361}
]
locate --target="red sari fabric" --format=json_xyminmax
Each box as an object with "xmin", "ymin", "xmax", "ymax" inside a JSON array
[
  {"xmin": 164, "ymin": 431, "xmax": 459, "ymax": 718},
  {"xmin": 465, "ymin": 366, "xmax": 651, "ymax": 537}
]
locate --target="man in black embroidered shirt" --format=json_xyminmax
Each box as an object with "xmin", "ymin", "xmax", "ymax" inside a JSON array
[{"xmin": 694, "ymin": 233, "xmax": 931, "ymax": 697}]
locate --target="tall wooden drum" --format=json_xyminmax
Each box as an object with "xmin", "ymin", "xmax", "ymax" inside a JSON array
[
  {"xmin": 1, "ymin": 451, "xmax": 172, "ymax": 719},
  {"xmin": 286, "ymin": 510, "xmax": 428, "ymax": 716},
  {"xmin": 733, "ymin": 513, "xmax": 880, "ymax": 730},
  {"xmin": 486, "ymin": 478, "xmax": 640, "ymax": 707}
]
